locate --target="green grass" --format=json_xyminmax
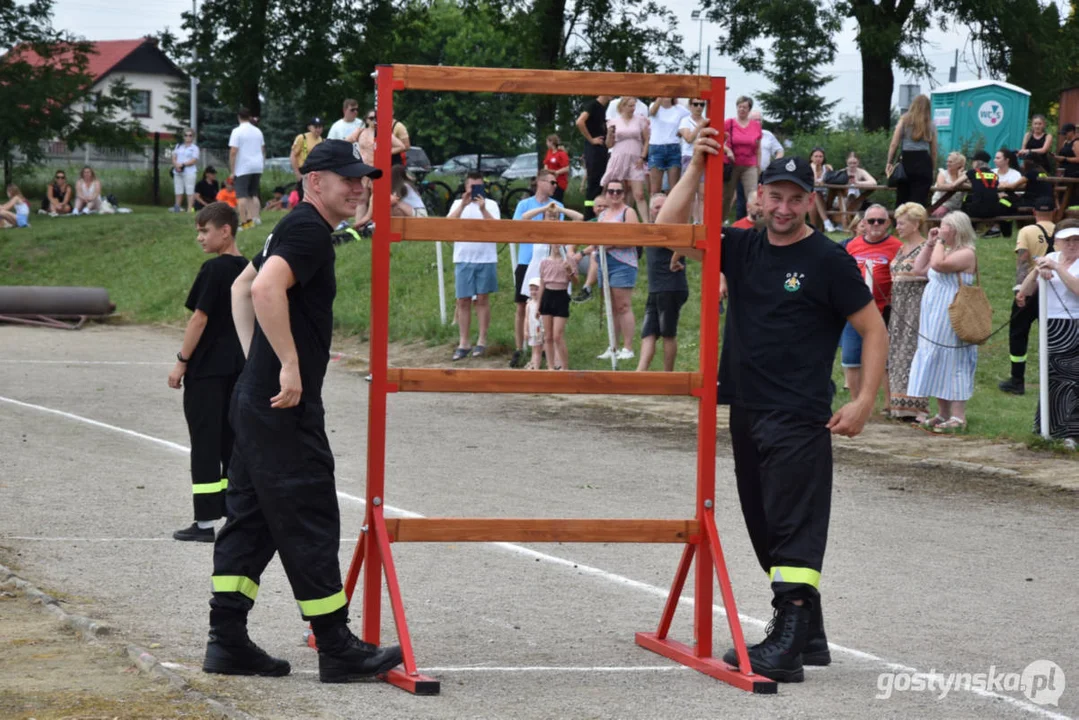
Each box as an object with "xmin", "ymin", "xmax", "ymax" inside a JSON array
[{"xmin": 0, "ymin": 206, "xmax": 1056, "ymax": 447}]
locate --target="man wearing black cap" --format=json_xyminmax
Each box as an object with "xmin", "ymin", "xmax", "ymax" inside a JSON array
[
  {"xmin": 658, "ymin": 134, "xmax": 887, "ymax": 683},
  {"xmin": 204, "ymin": 139, "xmax": 402, "ymax": 683},
  {"xmin": 1000, "ymin": 197, "xmax": 1056, "ymax": 395}
]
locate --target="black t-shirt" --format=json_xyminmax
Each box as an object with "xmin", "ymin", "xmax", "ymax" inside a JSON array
[
  {"xmin": 964, "ymin": 168, "xmax": 1001, "ymax": 217},
  {"xmin": 718, "ymin": 227, "xmax": 873, "ymax": 420},
  {"xmin": 240, "ymin": 202, "xmax": 336, "ymax": 403},
  {"xmin": 645, "ymin": 247, "xmax": 689, "ymax": 293},
  {"xmin": 582, "ymin": 99, "xmax": 608, "ymax": 140},
  {"xmin": 184, "ymin": 254, "xmax": 248, "ymax": 379},
  {"xmin": 195, "ymin": 179, "xmax": 219, "ymax": 207}
]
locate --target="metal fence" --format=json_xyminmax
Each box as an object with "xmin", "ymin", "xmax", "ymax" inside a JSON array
[{"xmin": 22, "ymin": 141, "xmax": 230, "ymax": 173}]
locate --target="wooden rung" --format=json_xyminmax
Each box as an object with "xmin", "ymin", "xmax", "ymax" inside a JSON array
[
  {"xmin": 385, "ymin": 518, "xmax": 700, "ymax": 543},
  {"xmin": 389, "ymin": 218, "xmax": 702, "ymax": 248},
  {"xmin": 386, "ymin": 368, "xmax": 702, "ymax": 396},
  {"xmin": 391, "ymin": 64, "xmax": 712, "ymax": 98}
]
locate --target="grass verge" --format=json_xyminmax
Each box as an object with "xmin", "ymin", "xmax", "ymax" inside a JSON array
[{"xmin": 0, "ymin": 206, "xmax": 1064, "ymax": 449}]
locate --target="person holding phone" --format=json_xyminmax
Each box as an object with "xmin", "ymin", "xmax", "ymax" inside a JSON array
[{"xmin": 447, "ymin": 172, "xmax": 501, "ymax": 361}]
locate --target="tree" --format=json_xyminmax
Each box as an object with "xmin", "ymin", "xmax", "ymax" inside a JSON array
[
  {"xmin": 699, "ymin": 0, "xmax": 932, "ymax": 131},
  {"xmin": 940, "ymin": 0, "xmax": 1078, "ymax": 116},
  {"xmin": 0, "ymin": 0, "xmax": 141, "ymax": 185},
  {"xmin": 754, "ymin": 3, "xmax": 839, "ymax": 134}
]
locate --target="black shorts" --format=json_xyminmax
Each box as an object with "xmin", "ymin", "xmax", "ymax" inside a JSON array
[
  {"xmin": 641, "ymin": 290, "xmax": 689, "ymax": 338},
  {"xmin": 539, "ymin": 289, "xmax": 571, "ymax": 318},
  {"xmin": 514, "ymin": 264, "xmax": 529, "ymax": 304},
  {"xmin": 234, "ymin": 173, "xmax": 261, "ymax": 199}
]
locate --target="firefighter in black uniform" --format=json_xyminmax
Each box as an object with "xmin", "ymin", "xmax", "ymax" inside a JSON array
[
  {"xmin": 168, "ymin": 202, "xmax": 247, "ymax": 542},
  {"xmin": 660, "ymin": 147, "xmax": 887, "ymax": 683},
  {"xmin": 202, "ymin": 140, "xmax": 402, "ymax": 682}
]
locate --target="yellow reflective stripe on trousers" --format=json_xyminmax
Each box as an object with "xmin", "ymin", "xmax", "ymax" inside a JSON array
[
  {"xmin": 769, "ymin": 566, "xmax": 821, "ymax": 588},
  {"xmin": 212, "ymin": 575, "xmax": 259, "ymax": 601},
  {"xmin": 193, "ymin": 478, "xmax": 228, "ymax": 495},
  {"xmin": 1010, "ymin": 354, "xmax": 1027, "ymax": 363},
  {"xmin": 296, "ymin": 590, "xmax": 347, "ymax": 617}
]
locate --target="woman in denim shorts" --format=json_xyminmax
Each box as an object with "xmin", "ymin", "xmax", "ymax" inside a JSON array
[
  {"xmin": 596, "ymin": 180, "xmax": 641, "ymax": 362},
  {"xmin": 648, "ymin": 97, "xmax": 690, "ymax": 196}
]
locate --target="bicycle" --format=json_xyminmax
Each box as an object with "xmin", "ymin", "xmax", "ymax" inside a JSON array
[{"xmin": 412, "ymin": 171, "xmax": 453, "ymax": 216}]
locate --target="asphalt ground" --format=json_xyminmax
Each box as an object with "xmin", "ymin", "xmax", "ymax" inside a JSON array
[{"xmin": 1, "ymin": 324, "xmax": 1076, "ymax": 720}]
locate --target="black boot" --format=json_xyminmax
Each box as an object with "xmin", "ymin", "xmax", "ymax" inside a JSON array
[
  {"xmin": 724, "ymin": 596, "xmax": 830, "ymax": 667},
  {"xmin": 998, "ymin": 377, "xmax": 1025, "ymax": 395},
  {"xmin": 202, "ymin": 616, "xmax": 290, "ymax": 677},
  {"xmin": 721, "ymin": 596, "xmax": 810, "ymax": 682},
  {"xmin": 316, "ymin": 621, "xmax": 404, "ymax": 683}
]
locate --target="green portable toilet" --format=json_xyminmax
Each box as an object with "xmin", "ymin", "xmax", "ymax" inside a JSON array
[{"xmin": 931, "ymin": 80, "xmax": 1031, "ymax": 158}]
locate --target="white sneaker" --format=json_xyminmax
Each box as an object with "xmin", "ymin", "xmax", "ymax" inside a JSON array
[
  {"xmin": 1064, "ymin": 438, "xmax": 1077, "ymax": 451},
  {"xmin": 253, "ymin": 217, "xmax": 262, "ymax": 226},
  {"xmin": 824, "ymin": 219, "xmax": 836, "ymax": 232},
  {"xmin": 615, "ymin": 348, "xmax": 635, "ymax": 361},
  {"xmin": 596, "ymin": 347, "xmax": 614, "ymax": 360}
]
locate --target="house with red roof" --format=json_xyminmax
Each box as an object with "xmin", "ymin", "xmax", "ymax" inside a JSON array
[{"xmin": 9, "ymin": 37, "xmax": 187, "ymax": 136}]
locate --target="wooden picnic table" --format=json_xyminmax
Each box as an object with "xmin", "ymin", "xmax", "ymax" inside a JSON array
[{"xmin": 815, "ymin": 176, "xmax": 1079, "ymax": 227}]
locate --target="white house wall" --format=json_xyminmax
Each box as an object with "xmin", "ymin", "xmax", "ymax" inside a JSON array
[{"xmin": 90, "ymin": 71, "xmax": 181, "ymax": 136}]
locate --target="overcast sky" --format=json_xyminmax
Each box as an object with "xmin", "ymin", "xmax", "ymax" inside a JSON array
[{"xmin": 41, "ymin": 0, "xmax": 1066, "ymax": 120}]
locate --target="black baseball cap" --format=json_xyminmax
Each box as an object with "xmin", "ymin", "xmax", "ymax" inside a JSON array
[
  {"xmin": 300, "ymin": 139, "xmax": 383, "ymax": 179},
  {"xmin": 1034, "ymin": 196, "xmax": 1055, "ymax": 212},
  {"xmin": 972, "ymin": 150, "xmax": 992, "ymax": 164},
  {"xmin": 309, "ymin": 116, "xmax": 324, "ymax": 126},
  {"xmin": 760, "ymin": 156, "xmax": 814, "ymax": 192},
  {"xmin": 1062, "ymin": 123, "xmax": 1076, "ymax": 134}
]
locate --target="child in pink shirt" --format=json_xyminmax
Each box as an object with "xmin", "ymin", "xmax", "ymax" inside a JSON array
[{"xmin": 538, "ymin": 243, "xmax": 575, "ymax": 370}]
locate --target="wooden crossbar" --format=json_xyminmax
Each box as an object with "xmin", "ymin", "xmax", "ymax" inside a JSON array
[
  {"xmin": 385, "ymin": 518, "xmax": 700, "ymax": 543},
  {"xmin": 386, "ymin": 368, "xmax": 702, "ymax": 395},
  {"xmin": 388, "ymin": 218, "xmax": 702, "ymax": 248},
  {"xmin": 391, "ymin": 64, "xmax": 711, "ymax": 98}
]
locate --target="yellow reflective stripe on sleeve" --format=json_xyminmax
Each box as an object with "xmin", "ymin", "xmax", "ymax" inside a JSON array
[
  {"xmin": 584, "ymin": 200, "xmax": 594, "ymax": 207},
  {"xmin": 1000, "ymin": 198, "xmax": 1013, "ymax": 207},
  {"xmin": 212, "ymin": 575, "xmax": 259, "ymax": 601},
  {"xmin": 769, "ymin": 566, "xmax": 821, "ymax": 589},
  {"xmin": 1010, "ymin": 354, "xmax": 1027, "ymax": 363},
  {"xmin": 296, "ymin": 590, "xmax": 347, "ymax": 617},
  {"xmin": 192, "ymin": 478, "xmax": 228, "ymax": 495}
]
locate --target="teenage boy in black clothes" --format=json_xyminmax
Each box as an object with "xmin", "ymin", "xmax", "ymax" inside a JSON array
[{"xmin": 168, "ymin": 202, "xmax": 248, "ymax": 542}]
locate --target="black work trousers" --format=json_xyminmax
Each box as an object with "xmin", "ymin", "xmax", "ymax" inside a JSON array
[
  {"xmin": 728, "ymin": 405, "xmax": 832, "ymax": 599},
  {"xmin": 183, "ymin": 374, "xmax": 237, "ymax": 522},
  {"xmin": 210, "ymin": 387, "xmax": 345, "ymax": 622},
  {"xmin": 583, "ymin": 143, "xmax": 609, "ymax": 219},
  {"xmin": 1008, "ymin": 296, "xmax": 1039, "ymax": 379},
  {"xmin": 895, "ymin": 150, "xmax": 933, "ymax": 208}
]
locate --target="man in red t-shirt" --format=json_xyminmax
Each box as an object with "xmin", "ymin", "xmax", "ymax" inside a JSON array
[
  {"xmin": 543, "ymin": 134, "xmax": 571, "ymax": 202},
  {"xmin": 839, "ymin": 203, "xmax": 901, "ymax": 400},
  {"xmin": 730, "ymin": 186, "xmax": 761, "ymax": 229}
]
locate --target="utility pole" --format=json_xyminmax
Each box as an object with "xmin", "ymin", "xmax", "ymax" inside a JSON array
[
  {"xmin": 705, "ymin": 45, "xmax": 710, "ymax": 75},
  {"xmin": 948, "ymin": 49, "xmax": 958, "ymax": 83},
  {"xmin": 691, "ymin": 10, "xmax": 703, "ymax": 75},
  {"xmin": 189, "ymin": 0, "xmax": 198, "ymax": 135}
]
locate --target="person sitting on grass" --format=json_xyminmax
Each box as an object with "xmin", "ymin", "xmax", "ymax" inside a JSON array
[
  {"xmin": 524, "ymin": 278, "xmax": 545, "ymax": 369},
  {"xmin": 42, "ymin": 170, "xmax": 73, "ymax": 216},
  {"xmin": 194, "ymin": 167, "xmax": 220, "ymax": 211},
  {"xmin": 216, "ymin": 176, "xmax": 238, "ymax": 209},
  {"xmin": 264, "ymin": 186, "xmax": 289, "ymax": 212},
  {"xmin": 0, "ymin": 185, "xmax": 30, "ymax": 229},
  {"xmin": 167, "ymin": 201, "xmax": 248, "ymax": 543},
  {"xmin": 74, "ymin": 166, "xmax": 102, "ymax": 214},
  {"xmin": 538, "ymin": 242, "xmax": 576, "ymax": 370}
]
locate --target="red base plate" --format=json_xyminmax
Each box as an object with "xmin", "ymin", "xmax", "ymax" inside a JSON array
[
  {"xmin": 635, "ymin": 632, "xmax": 777, "ymax": 694},
  {"xmin": 383, "ymin": 667, "xmax": 441, "ymax": 695}
]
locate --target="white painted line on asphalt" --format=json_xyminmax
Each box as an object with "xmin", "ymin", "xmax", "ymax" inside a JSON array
[
  {"xmin": 159, "ymin": 661, "xmax": 690, "ymax": 674},
  {"xmin": 2, "ymin": 395, "xmax": 1069, "ymax": 720},
  {"xmin": 3, "ymin": 536, "xmax": 170, "ymax": 542},
  {"xmin": 0, "ymin": 359, "xmax": 173, "ymax": 366}
]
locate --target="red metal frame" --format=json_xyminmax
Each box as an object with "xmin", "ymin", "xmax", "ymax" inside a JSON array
[{"xmin": 309, "ymin": 66, "xmax": 774, "ymax": 697}]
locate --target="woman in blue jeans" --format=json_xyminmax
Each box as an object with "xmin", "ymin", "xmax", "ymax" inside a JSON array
[{"xmin": 596, "ymin": 180, "xmax": 640, "ymax": 362}]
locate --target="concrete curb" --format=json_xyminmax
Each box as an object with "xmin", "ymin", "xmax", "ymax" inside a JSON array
[
  {"xmin": 0, "ymin": 561, "xmax": 255, "ymax": 720},
  {"xmin": 837, "ymin": 445, "xmax": 1022, "ymax": 478}
]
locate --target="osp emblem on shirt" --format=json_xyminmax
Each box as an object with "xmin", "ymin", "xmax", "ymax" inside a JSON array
[{"xmin": 784, "ymin": 272, "xmax": 804, "ymax": 292}]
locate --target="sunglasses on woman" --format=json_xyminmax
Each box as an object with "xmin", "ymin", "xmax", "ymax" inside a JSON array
[
  {"xmin": 691, "ymin": 101, "xmax": 706, "ymax": 107},
  {"xmin": 606, "ymin": 188, "xmax": 624, "ymax": 195},
  {"xmin": 366, "ymin": 115, "xmax": 376, "ymax": 122}
]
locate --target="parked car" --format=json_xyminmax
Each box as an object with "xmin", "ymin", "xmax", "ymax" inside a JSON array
[
  {"xmin": 435, "ymin": 154, "xmax": 512, "ymax": 176},
  {"xmin": 501, "ymin": 153, "xmax": 540, "ymax": 180},
  {"xmin": 406, "ymin": 146, "xmax": 433, "ymax": 174},
  {"xmin": 263, "ymin": 157, "xmax": 293, "ymax": 172}
]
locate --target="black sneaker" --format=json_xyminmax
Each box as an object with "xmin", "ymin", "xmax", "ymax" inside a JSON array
[
  {"xmin": 572, "ymin": 286, "xmax": 593, "ymax": 303},
  {"xmin": 998, "ymin": 377, "xmax": 1025, "ymax": 395},
  {"xmin": 173, "ymin": 523, "xmax": 214, "ymax": 543},
  {"xmin": 203, "ymin": 630, "xmax": 291, "ymax": 677},
  {"xmin": 317, "ymin": 625, "xmax": 404, "ymax": 683},
  {"xmin": 722, "ymin": 596, "xmax": 811, "ymax": 682},
  {"xmin": 509, "ymin": 349, "xmax": 523, "ymax": 368},
  {"xmin": 983, "ymin": 227, "xmax": 1002, "ymax": 238}
]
